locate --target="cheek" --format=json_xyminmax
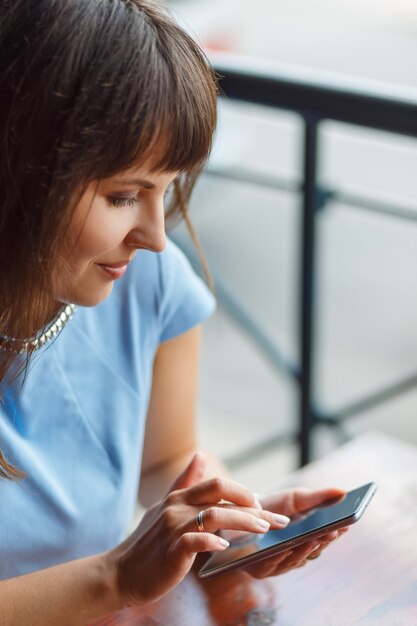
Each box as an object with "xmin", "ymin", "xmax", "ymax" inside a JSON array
[{"xmin": 66, "ymin": 218, "xmax": 126, "ymax": 268}]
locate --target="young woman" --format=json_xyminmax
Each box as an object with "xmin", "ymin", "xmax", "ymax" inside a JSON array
[{"xmin": 0, "ymin": 1, "xmax": 346, "ymax": 623}]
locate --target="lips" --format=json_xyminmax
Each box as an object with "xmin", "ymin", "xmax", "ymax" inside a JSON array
[{"xmin": 97, "ymin": 260, "xmax": 130, "ymax": 280}]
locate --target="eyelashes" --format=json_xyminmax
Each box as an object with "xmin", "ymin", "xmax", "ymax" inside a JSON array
[
  {"xmin": 107, "ymin": 196, "xmax": 140, "ymax": 209},
  {"xmin": 107, "ymin": 187, "xmax": 172, "ymax": 209}
]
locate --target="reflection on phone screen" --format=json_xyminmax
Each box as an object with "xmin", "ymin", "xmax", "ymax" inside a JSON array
[
  {"xmin": 212, "ymin": 493, "xmax": 352, "ymax": 567},
  {"xmin": 201, "ymin": 484, "xmax": 375, "ymax": 577}
]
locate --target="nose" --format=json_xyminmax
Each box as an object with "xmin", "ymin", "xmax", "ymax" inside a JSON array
[{"xmin": 125, "ymin": 202, "xmax": 167, "ymax": 253}]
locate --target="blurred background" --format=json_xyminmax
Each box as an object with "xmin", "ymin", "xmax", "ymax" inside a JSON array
[{"xmin": 167, "ymin": 0, "xmax": 417, "ymax": 491}]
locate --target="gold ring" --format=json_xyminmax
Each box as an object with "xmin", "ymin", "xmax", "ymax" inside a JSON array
[{"xmin": 196, "ymin": 510, "xmax": 207, "ymax": 533}]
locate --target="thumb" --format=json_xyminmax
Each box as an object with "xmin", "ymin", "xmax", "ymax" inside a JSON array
[
  {"xmin": 294, "ymin": 487, "xmax": 346, "ymax": 512},
  {"xmin": 167, "ymin": 451, "xmax": 206, "ymax": 494}
]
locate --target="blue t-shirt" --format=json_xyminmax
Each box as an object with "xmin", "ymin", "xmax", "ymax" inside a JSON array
[{"xmin": 0, "ymin": 240, "xmax": 215, "ymax": 579}]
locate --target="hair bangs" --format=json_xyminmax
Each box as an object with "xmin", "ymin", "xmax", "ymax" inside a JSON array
[{"xmin": 81, "ymin": 1, "xmax": 218, "ymax": 179}]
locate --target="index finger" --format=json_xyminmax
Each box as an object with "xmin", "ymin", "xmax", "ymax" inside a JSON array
[{"xmin": 183, "ymin": 476, "xmax": 258, "ymax": 508}]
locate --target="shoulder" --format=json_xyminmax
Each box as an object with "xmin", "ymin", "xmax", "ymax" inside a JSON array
[
  {"xmin": 154, "ymin": 239, "xmax": 216, "ymax": 342},
  {"xmin": 156, "ymin": 239, "xmax": 210, "ymax": 300}
]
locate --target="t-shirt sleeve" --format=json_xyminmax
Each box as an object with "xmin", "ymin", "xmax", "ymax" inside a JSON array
[{"xmin": 157, "ymin": 239, "xmax": 216, "ymax": 343}]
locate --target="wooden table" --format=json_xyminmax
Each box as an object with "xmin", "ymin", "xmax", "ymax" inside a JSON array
[{"xmin": 92, "ymin": 432, "xmax": 417, "ymax": 625}]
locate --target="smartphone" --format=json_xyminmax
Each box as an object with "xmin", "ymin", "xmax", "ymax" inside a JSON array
[{"xmin": 199, "ymin": 482, "xmax": 376, "ymax": 579}]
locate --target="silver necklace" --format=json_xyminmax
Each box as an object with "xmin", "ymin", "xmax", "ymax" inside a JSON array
[{"xmin": 0, "ymin": 304, "xmax": 77, "ymax": 353}]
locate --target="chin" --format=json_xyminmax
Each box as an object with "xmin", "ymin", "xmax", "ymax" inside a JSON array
[{"xmin": 69, "ymin": 284, "xmax": 114, "ymax": 308}]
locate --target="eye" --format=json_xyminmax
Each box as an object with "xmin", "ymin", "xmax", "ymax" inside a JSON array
[{"xmin": 107, "ymin": 196, "xmax": 140, "ymax": 208}]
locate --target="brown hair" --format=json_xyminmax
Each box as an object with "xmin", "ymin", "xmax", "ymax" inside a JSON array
[{"xmin": 0, "ymin": 0, "xmax": 217, "ymax": 479}]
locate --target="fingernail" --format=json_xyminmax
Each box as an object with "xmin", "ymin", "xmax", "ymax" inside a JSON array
[
  {"xmin": 257, "ymin": 519, "xmax": 270, "ymax": 531},
  {"xmin": 274, "ymin": 514, "xmax": 291, "ymax": 525},
  {"xmin": 219, "ymin": 538, "xmax": 230, "ymax": 548},
  {"xmin": 253, "ymin": 492, "xmax": 264, "ymax": 509},
  {"xmin": 309, "ymin": 542, "xmax": 320, "ymax": 552}
]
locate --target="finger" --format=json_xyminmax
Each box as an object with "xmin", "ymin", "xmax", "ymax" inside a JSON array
[
  {"xmin": 167, "ymin": 452, "xmax": 206, "ymax": 494},
  {"xmin": 260, "ymin": 486, "xmax": 346, "ymax": 517},
  {"xmin": 276, "ymin": 557, "xmax": 308, "ymax": 574},
  {"xmin": 265, "ymin": 541, "xmax": 322, "ymax": 576},
  {"xmin": 307, "ymin": 531, "xmax": 345, "ymax": 559},
  {"xmin": 184, "ymin": 476, "xmax": 258, "ymax": 508},
  {"xmin": 254, "ymin": 547, "xmax": 312, "ymax": 578},
  {"xmin": 169, "ymin": 532, "xmax": 230, "ymax": 573},
  {"xmin": 293, "ymin": 487, "xmax": 347, "ymax": 513},
  {"xmin": 307, "ymin": 550, "xmax": 322, "ymax": 560},
  {"xmin": 286, "ymin": 540, "xmax": 321, "ymax": 563},
  {"xmin": 280, "ymin": 558, "xmax": 309, "ymax": 574},
  {"xmin": 312, "ymin": 539, "xmax": 334, "ymax": 551},
  {"xmin": 314, "ymin": 530, "xmax": 339, "ymax": 543},
  {"xmin": 253, "ymin": 494, "xmax": 263, "ymax": 510},
  {"xmin": 247, "ymin": 551, "xmax": 292, "ymax": 579},
  {"xmin": 218, "ymin": 503, "xmax": 290, "ymax": 528},
  {"xmin": 188, "ymin": 507, "xmax": 276, "ymax": 535},
  {"xmin": 247, "ymin": 540, "xmax": 320, "ymax": 580}
]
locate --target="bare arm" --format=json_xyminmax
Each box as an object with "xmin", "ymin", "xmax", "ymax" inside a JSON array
[
  {"xmin": 139, "ymin": 326, "xmax": 230, "ymax": 508},
  {"xmin": 0, "ymin": 553, "xmax": 121, "ymax": 626}
]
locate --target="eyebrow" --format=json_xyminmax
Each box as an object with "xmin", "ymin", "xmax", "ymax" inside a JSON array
[{"xmin": 112, "ymin": 178, "xmax": 156, "ymax": 189}]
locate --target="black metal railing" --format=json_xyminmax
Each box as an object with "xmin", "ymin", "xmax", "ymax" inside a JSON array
[{"xmin": 173, "ymin": 52, "xmax": 417, "ymax": 467}]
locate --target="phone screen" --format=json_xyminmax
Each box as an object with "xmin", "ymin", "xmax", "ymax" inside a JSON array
[{"xmin": 199, "ymin": 483, "xmax": 376, "ymax": 578}]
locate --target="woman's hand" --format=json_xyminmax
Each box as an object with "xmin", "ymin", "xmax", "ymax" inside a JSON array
[
  {"xmin": 245, "ymin": 487, "xmax": 348, "ymax": 579},
  {"xmin": 107, "ymin": 453, "xmax": 290, "ymax": 608}
]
